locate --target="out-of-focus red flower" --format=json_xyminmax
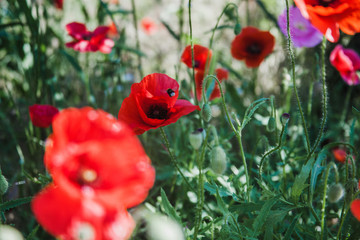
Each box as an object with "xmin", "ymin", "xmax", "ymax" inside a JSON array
[
  {"xmin": 181, "ymin": 45, "xmax": 212, "ymax": 71},
  {"xmin": 118, "ymin": 73, "xmax": 200, "ymax": 135},
  {"xmin": 29, "ymin": 104, "xmax": 59, "ymax": 128},
  {"xmin": 194, "ymin": 68, "xmax": 229, "ymax": 102},
  {"xmin": 332, "ymin": 148, "xmax": 355, "ymax": 164},
  {"xmin": 231, "ymin": 26, "xmax": 275, "ymax": 68},
  {"xmin": 294, "ymin": 0, "xmax": 360, "ymax": 43},
  {"xmin": 65, "ymin": 22, "xmax": 115, "ymax": 54},
  {"xmin": 351, "ymin": 199, "xmax": 360, "ymax": 221},
  {"xmin": 54, "ymin": 0, "xmax": 63, "ymax": 9},
  {"xmin": 32, "ymin": 184, "xmax": 135, "ymax": 240},
  {"xmin": 44, "ymin": 107, "xmax": 155, "ymax": 208},
  {"xmin": 141, "ymin": 17, "xmax": 157, "ymax": 35},
  {"xmin": 107, "ymin": 22, "xmax": 119, "ymax": 39},
  {"xmin": 330, "ymin": 44, "xmax": 360, "ymax": 86}
]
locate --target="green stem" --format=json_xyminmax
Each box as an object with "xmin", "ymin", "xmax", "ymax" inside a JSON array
[
  {"xmin": 320, "ymin": 162, "xmax": 338, "ymax": 240},
  {"xmin": 285, "ymin": 0, "xmax": 311, "ymax": 153},
  {"xmin": 341, "ymin": 87, "xmax": 352, "ymax": 125},
  {"xmin": 188, "ymin": 0, "xmax": 199, "ymax": 106},
  {"xmin": 159, "ymin": 127, "xmax": 194, "ymax": 192},
  {"xmin": 131, "ymin": 0, "xmax": 143, "ymax": 78},
  {"xmin": 309, "ymin": 37, "xmax": 327, "ymax": 158}
]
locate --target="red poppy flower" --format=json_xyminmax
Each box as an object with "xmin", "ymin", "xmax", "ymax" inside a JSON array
[
  {"xmin": 350, "ymin": 199, "xmax": 360, "ymax": 221},
  {"xmin": 65, "ymin": 22, "xmax": 115, "ymax": 54},
  {"xmin": 330, "ymin": 44, "xmax": 360, "ymax": 86},
  {"xmin": 332, "ymin": 148, "xmax": 354, "ymax": 163},
  {"xmin": 54, "ymin": 0, "xmax": 63, "ymax": 9},
  {"xmin": 118, "ymin": 73, "xmax": 200, "ymax": 135},
  {"xmin": 29, "ymin": 104, "xmax": 59, "ymax": 128},
  {"xmin": 107, "ymin": 22, "xmax": 119, "ymax": 39},
  {"xmin": 32, "ymin": 184, "xmax": 135, "ymax": 240},
  {"xmin": 44, "ymin": 107, "xmax": 155, "ymax": 208},
  {"xmin": 231, "ymin": 26, "xmax": 275, "ymax": 68},
  {"xmin": 181, "ymin": 45, "xmax": 212, "ymax": 71},
  {"xmin": 194, "ymin": 68, "xmax": 229, "ymax": 102},
  {"xmin": 141, "ymin": 17, "xmax": 157, "ymax": 35},
  {"xmin": 294, "ymin": 0, "xmax": 360, "ymax": 42}
]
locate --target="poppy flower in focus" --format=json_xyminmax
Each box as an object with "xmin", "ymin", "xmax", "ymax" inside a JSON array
[
  {"xmin": 231, "ymin": 26, "xmax": 275, "ymax": 68},
  {"xmin": 330, "ymin": 45, "xmax": 360, "ymax": 86},
  {"xmin": 32, "ymin": 184, "xmax": 135, "ymax": 240},
  {"xmin": 294, "ymin": 0, "xmax": 360, "ymax": 42},
  {"xmin": 44, "ymin": 107, "xmax": 155, "ymax": 209},
  {"xmin": 181, "ymin": 45, "xmax": 212, "ymax": 71},
  {"xmin": 118, "ymin": 73, "xmax": 200, "ymax": 135},
  {"xmin": 350, "ymin": 199, "xmax": 360, "ymax": 221},
  {"xmin": 29, "ymin": 104, "xmax": 59, "ymax": 128},
  {"xmin": 141, "ymin": 17, "xmax": 157, "ymax": 35},
  {"xmin": 65, "ymin": 22, "xmax": 115, "ymax": 54},
  {"xmin": 194, "ymin": 68, "xmax": 229, "ymax": 102},
  {"xmin": 54, "ymin": 0, "xmax": 63, "ymax": 9}
]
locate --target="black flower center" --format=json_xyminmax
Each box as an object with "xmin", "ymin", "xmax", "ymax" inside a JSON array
[
  {"xmin": 246, "ymin": 43, "xmax": 262, "ymax": 55},
  {"xmin": 318, "ymin": 0, "xmax": 335, "ymax": 7},
  {"xmin": 194, "ymin": 60, "xmax": 200, "ymax": 68},
  {"xmin": 82, "ymin": 33, "xmax": 93, "ymax": 41},
  {"xmin": 167, "ymin": 89, "xmax": 175, "ymax": 97},
  {"xmin": 147, "ymin": 105, "xmax": 168, "ymax": 119}
]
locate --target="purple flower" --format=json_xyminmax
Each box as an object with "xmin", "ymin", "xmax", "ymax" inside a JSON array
[{"xmin": 278, "ymin": 6, "xmax": 323, "ymax": 48}]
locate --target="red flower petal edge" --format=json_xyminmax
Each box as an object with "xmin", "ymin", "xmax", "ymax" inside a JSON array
[
  {"xmin": 350, "ymin": 199, "xmax": 360, "ymax": 221},
  {"xmin": 181, "ymin": 45, "xmax": 212, "ymax": 71},
  {"xmin": 118, "ymin": 73, "xmax": 200, "ymax": 135},
  {"xmin": 29, "ymin": 104, "xmax": 59, "ymax": 128}
]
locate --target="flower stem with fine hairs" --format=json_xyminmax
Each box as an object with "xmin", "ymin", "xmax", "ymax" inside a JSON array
[
  {"xmin": 159, "ymin": 127, "xmax": 194, "ymax": 191},
  {"xmin": 188, "ymin": 0, "xmax": 199, "ymax": 106},
  {"xmin": 285, "ymin": 0, "xmax": 311, "ymax": 154},
  {"xmin": 131, "ymin": 0, "xmax": 143, "ymax": 78}
]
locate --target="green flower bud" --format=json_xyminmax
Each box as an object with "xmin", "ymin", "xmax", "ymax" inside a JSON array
[
  {"xmin": 210, "ymin": 146, "xmax": 227, "ymax": 175},
  {"xmin": 234, "ymin": 23, "xmax": 241, "ymax": 35},
  {"xmin": 202, "ymin": 103, "xmax": 212, "ymax": 122},
  {"xmin": 189, "ymin": 128, "xmax": 205, "ymax": 150},
  {"xmin": 281, "ymin": 113, "xmax": 290, "ymax": 125},
  {"xmin": 267, "ymin": 117, "xmax": 276, "ymax": 132},
  {"xmin": 345, "ymin": 178, "xmax": 359, "ymax": 204},
  {"xmin": 328, "ymin": 183, "xmax": 344, "ymax": 203},
  {"xmin": 0, "ymin": 174, "xmax": 8, "ymax": 195}
]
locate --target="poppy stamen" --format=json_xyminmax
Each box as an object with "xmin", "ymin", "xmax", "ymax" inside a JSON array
[
  {"xmin": 79, "ymin": 169, "xmax": 97, "ymax": 185},
  {"xmin": 246, "ymin": 44, "xmax": 262, "ymax": 55}
]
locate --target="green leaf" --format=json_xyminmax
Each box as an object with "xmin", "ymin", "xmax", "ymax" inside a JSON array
[
  {"xmin": 264, "ymin": 210, "xmax": 288, "ymax": 240},
  {"xmin": 0, "ymin": 196, "xmax": 33, "ymax": 212},
  {"xmin": 284, "ymin": 213, "xmax": 301, "ymax": 240},
  {"xmin": 352, "ymin": 106, "xmax": 360, "ymax": 119},
  {"xmin": 242, "ymin": 98, "xmax": 269, "ymax": 130},
  {"xmin": 26, "ymin": 225, "xmax": 40, "ymax": 240},
  {"xmin": 160, "ymin": 188, "xmax": 182, "ymax": 224},
  {"xmin": 204, "ymin": 182, "xmax": 232, "ymax": 197},
  {"xmin": 215, "ymin": 188, "xmax": 229, "ymax": 215},
  {"xmin": 160, "ymin": 20, "xmax": 180, "ymax": 41},
  {"xmin": 291, "ymin": 157, "xmax": 315, "ymax": 203},
  {"xmin": 310, "ymin": 150, "xmax": 326, "ymax": 196},
  {"xmin": 252, "ymin": 197, "xmax": 279, "ymax": 237}
]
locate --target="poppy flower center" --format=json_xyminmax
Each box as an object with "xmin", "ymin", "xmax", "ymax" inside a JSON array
[
  {"xmin": 82, "ymin": 33, "xmax": 93, "ymax": 41},
  {"xmin": 318, "ymin": 0, "xmax": 335, "ymax": 7},
  {"xmin": 246, "ymin": 43, "xmax": 262, "ymax": 55},
  {"xmin": 147, "ymin": 105, "xmax": 168, "ymax": 119},
  {"xmin": 194, "ymin": 60, "xmax": 201, "ymax": 68},
  {"xmin": 78, "ymin": 168, "xmax": 98, "ymax": 185}
]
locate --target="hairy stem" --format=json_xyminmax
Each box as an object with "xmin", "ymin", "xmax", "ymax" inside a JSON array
[{"xmin": 131, "ymin": 0, "xmax": 143, "ymax": 78}]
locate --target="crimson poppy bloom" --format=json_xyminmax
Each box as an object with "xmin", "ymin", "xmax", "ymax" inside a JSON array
[
  {"xmin": 65, "ymin": 22, "xmax": 115, "ymax": 54},
  {"xmin": 231, "ymin": 26, "xmax": 275, "ymax": 68},
  {"xmin": 332, "ymin": 148, "xmax": 355, "ymax": 164},
  {"xmin": 107, "ymin": 22, "xmax": 119, "ymax": 39},
  {"xmin": 44, "ymin": 107, "xmax": 155, "ymax": 209},
  {"xmin": 181, "ymin": 45, "xmax": 212, "ymax": 71},
  {"xmin": 294, "ymin": 0, "xmax": 360, "ymax": 42},
  {"xmin": 54, "ymin": 0, "xmax": 63, "ymax": 9},
  {"xmin": 330, "ymin": 45, "xmax": 360, "ymax": 86},
  {"xmin": 194, "ymin": 68, "xmax": 229, "ymax": 102},
  {"xmin": 29, "ymin": 104, "xmax": 59, "ymax": 128},
  {"xmin": 32, "ymin": 184, "xmax": 135, "ymax": 240},
  {"xmin": 118, "ymin": 73, "xmax": 200, "ymax": 135},
  {"xmin": 351, "ymin": 199, "xmax": 360, "ymax": 221},
  {"xmin": 141, "ymin": 17, "xmax": 157, "ymax": 35}
]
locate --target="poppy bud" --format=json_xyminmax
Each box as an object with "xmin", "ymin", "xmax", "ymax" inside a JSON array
[
  {"xmin": 281, "ymin": 113, "xmax": 290, "ymax": 125},
  {"xmin": 202, "ymin": 103, "xmax": 212, "ymax": 122},
  {"xmin": 0, "ymin": 225, "xmax": 24, "ymax": 240},
  {"xmin": 345, "ymin": 178, "xmax": 359, "ymax": 203},
  {"xmin": 328, "ymin": 183, "xmax": 344, "ymax": 203},
  {"xmin": 267, "ymin": 117, "xmax": 276, "ymax": 132},
  {"xmin": 234, "ymin": 22, "xmax": 241, "ymax": 35},
  {"xmin": 189, "ymin": 128, "xmax": 205, "ymax": 150},
  {"xmin": 0, "ymin": 174, "xmax": 8, "ymax": 195},
  {"xmin": 210, "ymin": 146, "xmax": 227, "ymax": 175}
]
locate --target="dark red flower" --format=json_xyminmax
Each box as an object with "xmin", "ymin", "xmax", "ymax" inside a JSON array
[
  {"xmin": 351, "ymin": 199, "xmax": 360, "ymax": 221},
  {"xmin": 32, "ymin": 184, "xmax": 135, "ymax": 240},
  {"xmin": 29, "ymin": 104, "xmax": 59, "ymax": 128},
  {"xmin": 54, "ymin": 0, "xmax": 63, "ymax": 9},
  {"xmin": 294, "ymin": 0, "xmax": 360, "ymax": 42},
  {"xmin": 194, "ymin": 68, "xmax": 229, "ymax": 102},
  {"xmin": 65, "ymin": 22, "xmax": 115, "ymax": 54},
  {"xmin": 44, "ymin": 107, "xmax": 155, "ymax": 209},
  {"xmin": 330, "ymin": 44, "xmax": 360, "ymax": 85},
  {"xmin": 332, "ymin": 148, "xmax": 354, "ymax": 164},
  {"xmin": 181, "ymin": 45, "xmax": 212, "ymax": 71},
  {"xmin": 231, "ymin": 26, "xmax": 275, "ymax": 68},
  {"xmin": 118, "ymin": 73, "xmax": 200, "ymax": 135}
]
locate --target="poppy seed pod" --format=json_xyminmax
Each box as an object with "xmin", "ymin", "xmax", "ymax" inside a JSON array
[
  {"xmin": 234, "ymin": 22, "xmax": 241, "ymax": 35},
  {"xmin": 328, "ymin": 183, "xmax": 345, "ymax": 203},
  {"xmin": 189, "ymin": 128, "xmax": 205, "ymax": 150},
  {"xmin": 210, "ymin": 146, "xmax": 227, "ymax": 175},
  {"xmin": 267, "ymin": 117, "xmax": 276, "ymax": 132},
  {"xmin": 202, "ymin": 103, "xmax": 212, "ymax": 122},
  {"xmin": 0, "ymin": 174, "xmax": 8, "ymax": 195}
]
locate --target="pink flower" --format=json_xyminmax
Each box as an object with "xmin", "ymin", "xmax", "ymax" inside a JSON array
[
  {"xmin": 65, "ymin": 22, "xmax": 115, "ymax": 54},
  {"xmin": 330, "ymin": 45, "xmax": 360, "ymax": 86},
  {"xmin": 29, "ymin": 104, "xmax": 59, "ymax": 128},
  {"xmin": 141, "ymin": 18, "xmax": 157, "ymax": 35}
]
